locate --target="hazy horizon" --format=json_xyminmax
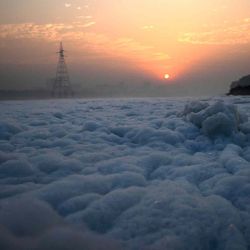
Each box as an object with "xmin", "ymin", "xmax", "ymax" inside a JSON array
[{"xmin": 1, "ymin": 0, "xmax": 250, "ymax": 96}]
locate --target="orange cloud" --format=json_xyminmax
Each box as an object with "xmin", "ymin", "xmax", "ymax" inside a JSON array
[
  {"xmin": 65, "ymin": 3, "xmax": 71, "ymax": 8},
  {"xmin": 142, "ymin": 25, "xmax": 154, "ymax": 31},
  {"xmin": 0, "ymin": 22, "xmax": 96, "ymax": 41},
  {"xmin": 179, "ymin": 19, "xmax": 250, "ymax": 45},
  {"xmin": 0, "ymin": 22, "xmax": 170, "ymax": 71}
]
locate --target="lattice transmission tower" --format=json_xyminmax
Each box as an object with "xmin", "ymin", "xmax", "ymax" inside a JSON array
[{"xmin": 52, "ymin": 42, "xmax": 74, "ymax": 98}]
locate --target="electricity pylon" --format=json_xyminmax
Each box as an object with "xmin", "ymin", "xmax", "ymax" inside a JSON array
[{"xmin": 52, "ymin": 42, "xmax": 74, "ymax": 98}]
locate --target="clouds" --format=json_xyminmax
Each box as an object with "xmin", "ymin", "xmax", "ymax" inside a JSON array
[
  {"xmin": 179, "ymin": 19, "xmax": 250, "ymax": 45},
  {"xmin": 0, "ymin": 23, "xmax": 64, "ymax": 41},
  {"xmin": 81, "ymin": 21, "xmax": 96, "ymax": 28},
  {"xmin": 0, "ymin": 21, "xmax": 169, "ymax": 67},
  {"xmin": 0, "ymin": 22, "xmax": 94, "ymax": 41},
  {"xmin": 0, "ymin": 97, "xmax": 250, "ymax": 249},
  {"xmin": 64, "ymin": 3, "xmax": 71, "ymax": 8},
  {"xmin": 142, "ymin": 25, "xmax": 154, "ymax": 30}
]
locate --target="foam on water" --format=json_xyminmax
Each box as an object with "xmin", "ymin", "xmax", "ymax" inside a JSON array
[{"xmin": 0, "ymin": 97, "xmax": 250, "ymax": 249}]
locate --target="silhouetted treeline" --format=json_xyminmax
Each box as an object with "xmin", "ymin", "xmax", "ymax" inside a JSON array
[
  {"xmin": 228, "ymin": 75, "xmax": 250, "ymax": 95},
  {"xmin": 228, "ymin": 86, "xmax": 250, "ymax": 95}
]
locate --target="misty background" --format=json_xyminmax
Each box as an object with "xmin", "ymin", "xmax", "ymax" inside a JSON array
[
  {"xmin": 1, "ymin": 0, "xmax": 250, "ymax": 97},
  {"xmin": 1, "ymin": 48, "xmax": 249, "ymax": 97}
]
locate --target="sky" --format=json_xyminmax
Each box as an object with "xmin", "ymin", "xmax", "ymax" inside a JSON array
[{"xmin": 0, "ymin": 0, "xmax": 250, "ymax": 96}]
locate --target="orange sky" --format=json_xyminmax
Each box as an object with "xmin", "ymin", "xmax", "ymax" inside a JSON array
[{"xmin": 0, "ymin": 0, "xmax": 250, "ymax": 94}]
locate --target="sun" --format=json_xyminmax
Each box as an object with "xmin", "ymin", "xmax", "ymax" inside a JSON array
[{"xmin": 164, "ymin": 74, "xmax": 170, "ymax": 79}]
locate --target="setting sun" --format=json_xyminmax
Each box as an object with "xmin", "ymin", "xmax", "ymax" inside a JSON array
[{"xmin": 164, "ymin": 74, "xmax": 170, "ymax": 79}]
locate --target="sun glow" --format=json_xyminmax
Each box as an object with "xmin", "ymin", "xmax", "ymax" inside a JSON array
[
  {"xmin": 164, "ymin": 74, "xmax": 170, "ymax": 79},
  {"xmin": 1, "ymin": 0, "xmax": 249, "ymax": 88}
]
